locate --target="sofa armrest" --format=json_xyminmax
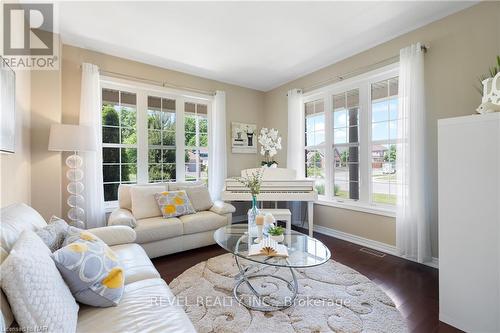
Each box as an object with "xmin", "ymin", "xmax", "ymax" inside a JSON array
[
  {"xmin": 108, "ymin": 208, "xmax": 137, "ymax": 228},
  {"xmin": 210, "ymin": 201, "xmax": 236, "ymax": 215},
  {"xmin": 88, "ymin": 226, "xmax": 137, "ymax": 246}
]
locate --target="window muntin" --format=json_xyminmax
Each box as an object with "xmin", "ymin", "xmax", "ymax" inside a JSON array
[
  {"xmin": 332, "ymin": 89, "xmax": 360, "ymax": 201},
  {"xmin": 147, "ymin": 96, "xmax": 177, "ymax": 182},
  {"xmin": 102, "ymin": 89, "xmax": 138, "ymax": 201},
  {"xmin": 370, "ymin": 77, "xmax": 399, "ymax": 205},
  {"xmin": 304, "ymin": 100, "xmax": 325, "ymax": 195},
  {"xmin": 184, "ymin": 102, "xmax": 208, "ymax": 183}
]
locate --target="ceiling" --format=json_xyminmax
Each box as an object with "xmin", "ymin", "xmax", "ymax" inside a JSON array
[{"xmin": 59, "ymin": 1, "xmax": 476, "ymax": 91}]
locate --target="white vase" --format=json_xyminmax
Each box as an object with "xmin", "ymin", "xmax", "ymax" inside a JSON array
[{"xmin": 270, "ymin": 234, "xmax": 284, "ymax": 243}]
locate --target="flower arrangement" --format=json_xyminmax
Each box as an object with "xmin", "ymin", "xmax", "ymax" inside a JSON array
[
  {"xmin": 236, "ymin": 169, "xmax": 264, "ymax": 235},
  {"xmin": 236, "ymin": 168, "xmax": 263, "ymax": 197},
  {"xmin": 258, "ymin": 128, "xmax": 282, "ymax": 167}
]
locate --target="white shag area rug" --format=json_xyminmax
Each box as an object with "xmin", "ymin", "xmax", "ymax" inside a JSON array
[{"xmin": 170, "ymin": 253, "xmax": 408, "ymax": 333}]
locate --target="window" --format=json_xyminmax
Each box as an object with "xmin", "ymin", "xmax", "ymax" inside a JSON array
[
  {"xmin": 102, "ymin": 89, "xmax": 137, "ymax": 201},
  {"xmin": 332, "ymin": 89, "xmax": 359, "ymax": 200},
  {"xmin": 147, "ymin": 96, "xmax": 176, "ymax": 182},
  {"xmin": 100, "ymin": 80, "xmax": 212, "ymax": 202},
  {"xmin": 184, "ymin": 102, "xmax": 208, "ymax": 183},
  {"xmin": 302, "ymin": 64, "xmax": 399, "ymax": 211},
  {"xmin": 305, "ymin": 100, "xmax": 325, "ymax": 195},
  {"xmin": 370, "ymin": 78, "xmax": 399, "ymax": 205}
]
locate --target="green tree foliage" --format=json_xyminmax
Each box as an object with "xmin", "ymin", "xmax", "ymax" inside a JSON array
[
  {"xmin": 340, "ymin": 150, "xmax": 349, "ymax": 165},
  {"xmin": 384, "ymin": 145, "xmax": 397, "ymax": 162},
  {"xmin": 102, "ymin": 105, "xmax": 138, "ymax": 187},
  {"xmin": 185, "ymin": 116, "xmax": 197, "ymax": 146},
  {"xmin": 102, "ymin": 105, "xmax": 119, "ymax": 126}
]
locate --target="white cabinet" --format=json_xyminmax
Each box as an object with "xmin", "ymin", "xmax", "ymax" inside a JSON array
[{"xmin": 438, "ymin": 113, "xmax": 500, "ymax": 333}]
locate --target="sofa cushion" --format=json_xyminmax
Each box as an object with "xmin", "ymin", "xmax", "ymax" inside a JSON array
[
  {"xmin": 52, "ymin": 231, "xmax": 125, "ymax": 307},
  {"xmin": 1, "ymin": 203, "xmax": 47, "ymax": 253},
  {"xmin": 1, "ymin": 230, "xmax": 79, "ymax": 333},
  {"xmin": 119, "ymin": 183, "xmax": 167, "ymax": 211},
  {"xmin": 179, "ymin": 211, "xmax": 227, "ymax": 235},
  {"xmin": 154, "ymin": 190, "xmax": 195, "ymax": 218},
  {"xmin": 169, "ymin": 184, "xmax": 213, "ymax": 212},
  {"xmin": 134, "ymin": 217, "xmax": 183, "ymax": 244},
  {"xmin": 76, "ymin": 278, "xmax": 196, "ymax": 333},
  {"xmin": 111, "ymin": 243, "xmax": 160, "ymax": 284},
  {"xmin": 130, "ymin": 185, "xmax": 166, "ymax": 219}
]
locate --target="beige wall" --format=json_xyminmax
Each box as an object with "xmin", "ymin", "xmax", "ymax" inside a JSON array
[
  {"xmin": 60, "ymin": 45, "xmax": 265, "ymax": 217},
  {"xmin": 0, "ymin": 69, "xmax": 31, "ymax": 208},
  {"xmin": 263, "ymin": 2, "xmax": 500, "ymax": 256},
  {"xmin": 30, "ymin": 64, "xmax": 63, "ymax": 219}
]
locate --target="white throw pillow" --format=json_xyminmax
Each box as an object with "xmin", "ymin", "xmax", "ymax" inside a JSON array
[
  {"xmin": 130, "ymin": 185, "xmax": 166, "ymax": 219},
  {"xmin": 0, "ymin": 230, "xmax": 79, "ymax": 333},
  {"xmin": 172, "ymin": 185, "xmax": 213, "ymax": 212}
]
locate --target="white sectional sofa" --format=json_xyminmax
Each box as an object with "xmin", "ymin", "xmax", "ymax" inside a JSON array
[
  {"xmin": 108, "ymin": 182, "xmax": 236, "ymax": 258},
  {"xmin": 0, "ymin": 203, "xmax": 196, "ymax": 333}
]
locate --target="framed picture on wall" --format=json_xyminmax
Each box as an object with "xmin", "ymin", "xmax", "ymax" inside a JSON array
[
  {"xmin": 231, "ymin": 122, "xmax": 257, "ymax": 154},
  {"xmin": 0, "ymin": 56, "xmax": 16, "ymax": 153}
]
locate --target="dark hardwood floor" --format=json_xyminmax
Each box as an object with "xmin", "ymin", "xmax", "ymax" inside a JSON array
[{"xmin": 152, "ymin": 227, "xmax": 462, "ymax": 333}]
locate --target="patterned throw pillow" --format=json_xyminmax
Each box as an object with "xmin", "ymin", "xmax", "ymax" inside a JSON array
[
  {"xmin": 154, "ymin": 190, "xmax": 196, "ymax": 218},
  {"xmin": 35, "ymin": 216, "xmax": 71, "ymax": 252},
  {"xmin": 52, "ymin": 230, "xmax": 125, "ymax": 307}
]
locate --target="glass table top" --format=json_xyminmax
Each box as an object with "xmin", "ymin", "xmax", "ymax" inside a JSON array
[{"xmin": 214, "ymin": 224, "xmax": 331, "ymax": 268}]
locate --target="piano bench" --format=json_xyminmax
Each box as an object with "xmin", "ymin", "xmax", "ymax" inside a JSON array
[{"xmin": 255, "ymin": 208, "xmax": 291, "ymax": 235}]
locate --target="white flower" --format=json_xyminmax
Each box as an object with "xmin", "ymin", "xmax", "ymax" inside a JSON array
[{"xmin": 258, "ymin": 127, "xmax": 282, "ymax": 158}]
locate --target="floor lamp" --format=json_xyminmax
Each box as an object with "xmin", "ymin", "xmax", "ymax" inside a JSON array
[{"xmin": 49, "ymin": 124, "xmax": 96, "ymax": 228}]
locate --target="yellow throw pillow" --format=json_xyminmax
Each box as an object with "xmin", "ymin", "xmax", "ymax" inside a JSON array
[{"xmin": 154, "ymin": 190, "xmax": 196, "ymax": 218}]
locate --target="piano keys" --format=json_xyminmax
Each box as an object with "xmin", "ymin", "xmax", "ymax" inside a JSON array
[{"xmin": 221, "ymin": 168, "xmax": 318, "ymax": 237}]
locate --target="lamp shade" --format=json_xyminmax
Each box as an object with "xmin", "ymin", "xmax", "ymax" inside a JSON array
[{"xmin": 48, "ymin": 124, "xmax": 96, "ymax": 152}]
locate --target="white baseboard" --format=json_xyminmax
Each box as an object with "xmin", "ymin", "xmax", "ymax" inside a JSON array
[{"xmin": 313, "ymin": 225, "xmax": 439, "ymax": 269}]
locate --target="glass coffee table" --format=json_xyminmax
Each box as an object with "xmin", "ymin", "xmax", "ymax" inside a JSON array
[{"xmin": 214, "ymin": 224, "xmax": 331, "ymax": 311}]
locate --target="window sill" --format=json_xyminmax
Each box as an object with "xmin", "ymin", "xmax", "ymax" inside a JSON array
[{"xmin": 315, "ymin": 199, "xmax": 396, "ymax": 218}]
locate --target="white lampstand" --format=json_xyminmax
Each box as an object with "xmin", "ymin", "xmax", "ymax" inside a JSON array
[
  {"xmin": 66, "ymin": 152, "xmax": 86, "ymax": 228},
  {"xmin": 49, "ymin": 124, "xmax": 96, "ymax": 229}
]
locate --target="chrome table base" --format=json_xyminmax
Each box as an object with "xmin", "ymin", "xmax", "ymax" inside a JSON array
[{"xmin": 233, "ymin": 254, "xmax": 298, "ymax": 311}]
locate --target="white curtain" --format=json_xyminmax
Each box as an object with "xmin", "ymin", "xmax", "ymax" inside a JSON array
[
  {"xmin": 287, "ymin": 89, "xmax": 304, "ymax": 224},
  {"xmin": 396, "ymin": 43, "xmax": 431, "ymax": 263},
  {"xmin": 79, "ymin": 63, "xmax": 105, "ymax": 228},
  {"xmin": 287, "ymin": 89, "xmax": 304, "ymax": 176},
  {"xmin": 208, "ymin": 90, "xmax": 227, "ymax": 201}
]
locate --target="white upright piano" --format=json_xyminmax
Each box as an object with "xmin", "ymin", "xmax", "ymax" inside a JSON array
[{"xmin": 221, "ymin": 168, "xmax": 318, "ymax": 236}]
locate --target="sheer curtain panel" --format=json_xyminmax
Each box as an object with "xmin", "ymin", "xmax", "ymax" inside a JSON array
[
  {"xmin": 79, "ymin": 63, "xmax": 106, "ymax": 228},
  {"xmin": 208, "ymin": 90, "xmax": 227, "ymax": 200},
  {"xmin": 396, "ymin": 43, "xmax": 431, "ymax": 263}
]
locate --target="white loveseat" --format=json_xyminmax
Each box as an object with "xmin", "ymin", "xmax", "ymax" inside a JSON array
[
  {"xmin": 0, "ymin": 203, "xmax": 196, "ymax": 333},
  {"xmin": 108, "ymin": 182, "xmax": 236, "ymax": 258}
]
